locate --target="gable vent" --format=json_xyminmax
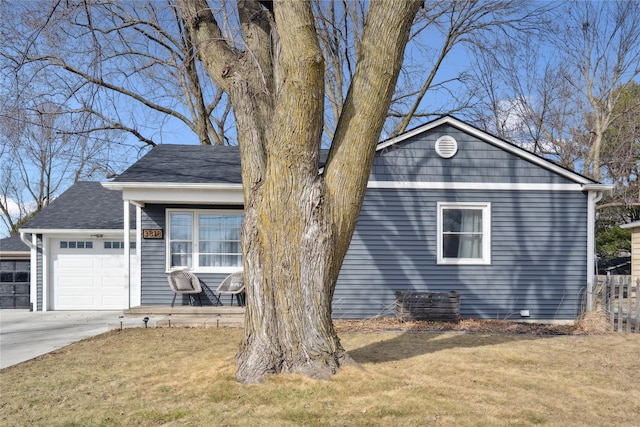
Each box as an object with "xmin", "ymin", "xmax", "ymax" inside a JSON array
[{"xmin": 435, "ymin": 135, "xmax": 458, "ymax": 159}]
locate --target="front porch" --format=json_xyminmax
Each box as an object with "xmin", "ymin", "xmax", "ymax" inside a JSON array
[{"xmin": 124, "ymin": 305, "xmax": 245, "ymax": 328}]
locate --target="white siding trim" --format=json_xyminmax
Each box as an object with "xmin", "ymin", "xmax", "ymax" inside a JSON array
[
  {"xmin": 133, "ymin": 204, "xmax": 142, "ymax": 307},
  {"xmin": 20, "ymin": 229, "xmax": 135, "ymax": 236},
  {"xmin": 102, "ymin": 182, "xmax": 244, "ymax": 205},
  {"xmin": 30, "ymin": 233, "xmax": 37, "ymax": 311},
  {"xmin": 367, "ymin": 181, "xmax": 584, "ymax": 191},
  {"xmin": 42, "ymin": 237, "xmax": 48, "ymax": 311},
  {"xmin": 124, "ymin": 200, "xmax": 131, "ymax": 309}
]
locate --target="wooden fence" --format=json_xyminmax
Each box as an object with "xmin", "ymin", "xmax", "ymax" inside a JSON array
[{"xmin": 595, "ymin": 276, "xmax": 640, "ymax": 333}]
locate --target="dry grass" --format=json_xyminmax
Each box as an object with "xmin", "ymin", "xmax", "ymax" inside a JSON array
[
  {"xmin": 1, "ymin": 324, "xmax": 639, "ymax": 427},
  {"xmin": 572, "ymin": 309, "xmax": 613, "ymax": 335}
]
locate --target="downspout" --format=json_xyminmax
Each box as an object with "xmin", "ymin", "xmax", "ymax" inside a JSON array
[{"xmin": 585, "ymin": 190, "xmax": 604, "ymax": 312}]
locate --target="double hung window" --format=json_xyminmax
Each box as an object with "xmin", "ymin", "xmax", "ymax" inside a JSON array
[
  {"xmin": 167, "ymin": 210, "xmax": 243, "ymax": 272},
  {"xmin": 437, "ymin": 202, "xmax": 491, "ymax": 265}
]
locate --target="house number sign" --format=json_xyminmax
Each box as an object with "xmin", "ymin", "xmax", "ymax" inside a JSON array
[{"xmin": 143, "ymin": 229, "xmax": 164, "ymax": 239}]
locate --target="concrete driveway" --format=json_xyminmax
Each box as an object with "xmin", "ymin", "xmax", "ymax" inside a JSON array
[{"xmin": 0, "ymin": 310, "xmax": 151, "ymax": 369}]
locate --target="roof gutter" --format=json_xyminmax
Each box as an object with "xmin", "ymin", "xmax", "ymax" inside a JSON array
[
  {"xmin": 19, "ymin": 231, "xmax": 36, "ymax": 250},
  {"xmin": 101, "ymin": 182, "xmax": 243, "ymax": 191},
  {"xmin": 20, "ymin": 228, "xmax": 133, "ymax": 235},
  {"xmin": 620, "ymin": 221, "xmax": 640, "ymax": 229},
  {"xmin": 581, "ymin": 183, "xmax": 615, "ymax": 192}
]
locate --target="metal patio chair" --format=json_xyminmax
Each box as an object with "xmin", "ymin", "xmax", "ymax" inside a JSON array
[
  {"xmin": 216, "ymin": 271, "xmax": 245, "ymax": 306},
  {"xmin": 167, "ymin": 270, "xmax": 203, "ymax": 307}
]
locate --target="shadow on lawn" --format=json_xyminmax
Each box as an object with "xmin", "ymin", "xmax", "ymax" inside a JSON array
[{"xmin": 346, "ymin": 332, "xmax": 536, "ymax": 364}]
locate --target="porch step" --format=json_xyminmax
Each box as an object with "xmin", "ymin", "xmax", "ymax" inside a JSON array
[{"xmin": 122, "ymin": 305, "xmax": 245, "ymax": 328}]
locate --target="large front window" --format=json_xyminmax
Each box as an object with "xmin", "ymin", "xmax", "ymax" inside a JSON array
[
  {"xmin": 168, "ymin": 210, "xmax": 243, "ymax": 272},
  {"xmin": 437, "ymin": 202, "xmax": 491, "ymax": 265}
]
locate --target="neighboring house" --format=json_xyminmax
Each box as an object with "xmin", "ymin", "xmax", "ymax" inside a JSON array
[
  {"xmin": 0, "ymin": 235, "xmax": 31, "ymax": 309},
  {"xmin": 20, "ymin": 116, "xmax": 612, "ymax": 321},
  {"xmin": 620, "ymin": 221, "xmax": 640, "ymax": 281}
]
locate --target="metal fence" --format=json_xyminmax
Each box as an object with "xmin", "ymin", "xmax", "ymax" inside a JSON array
[{"xmin": 595, "ymin": 275, "xmax": 640, "ymax": 333}]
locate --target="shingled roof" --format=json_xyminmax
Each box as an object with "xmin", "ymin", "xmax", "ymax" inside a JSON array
[
  {"xmin": 0, "ymin": 235, "xmax": 30, "ymax": 253},
  {"xmin": 21, "ymin": 181, "xmax": 135, "ymax": 230},
  {"xmin": 113, "ymin": 145, "xmax": 242, "ymax": 184}
]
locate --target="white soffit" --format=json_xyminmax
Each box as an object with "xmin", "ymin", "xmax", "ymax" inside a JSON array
[{"xmin": 102, "ymin": 182, "xmax": 244, "ymax": 205}]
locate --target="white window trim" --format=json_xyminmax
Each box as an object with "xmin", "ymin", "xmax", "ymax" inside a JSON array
[
  {"xmin": 166, "ymin": 208, "xmax": 244, "ymax": 273},
  {"xmin": 437, "ymin": 202, "xmax": 491, "ymax": 265}
]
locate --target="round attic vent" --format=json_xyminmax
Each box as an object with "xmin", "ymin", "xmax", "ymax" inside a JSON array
[{"xmin": 435, "ymin": 135, "xmax": 458, "ymax": 159}]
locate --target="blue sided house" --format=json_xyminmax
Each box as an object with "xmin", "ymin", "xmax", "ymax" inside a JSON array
[{"xmin": 17, "ymin": 116, "xmax": 611, "ymax": 321}]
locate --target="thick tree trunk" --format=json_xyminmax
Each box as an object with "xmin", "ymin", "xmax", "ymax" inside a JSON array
[
  {"xmin": 235, "ymin": 0, "xmax": 352, "ymax": 383},
  {"xmin": 179, "ymin": 0, "xmax": 421, "ymax": 384},
  {"xmin": 238, "ymin": 178, "xmax": 353, "ymax": 382}
]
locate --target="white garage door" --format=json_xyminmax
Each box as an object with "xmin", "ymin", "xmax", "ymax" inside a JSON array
[{"xmin": 51, "ymin": 238, "xmax": 137, "ymax": 310}]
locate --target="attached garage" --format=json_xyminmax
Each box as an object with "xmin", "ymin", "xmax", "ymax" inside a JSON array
[
  {"xmin": 50, "ymin": 238, "xmax": 137, "ymax": 310},
  {"xmin": 19, "ymin": 181, "xmax": 138, "ymax": 311}
]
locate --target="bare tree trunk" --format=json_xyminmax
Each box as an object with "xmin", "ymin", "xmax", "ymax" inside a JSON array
[
  {"xmin": 236, "ymin": 0, "xmax": 350, "ymax": 382},
  {"xmin": 180, "ymin": 0, "xmax": 421, "ymax": 383}
]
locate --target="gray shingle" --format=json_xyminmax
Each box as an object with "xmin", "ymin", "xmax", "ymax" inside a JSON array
[
  {"xmin": 21, "ymin": 182, "xmax": 134, "ymax": 230},
  {"xmin": 112, "ymin": 144, "xmax": 330, "ymax": 184},
  {"xmin": 114, "ymin": 145, "xmax": 242, "ymax": 184},
  {"xmin": 0, "ymin": 235, "xmax": 30, "ymax": 252}
]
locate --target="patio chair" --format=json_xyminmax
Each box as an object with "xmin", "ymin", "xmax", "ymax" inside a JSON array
[
  {"xmin": 216, "ymin": 272, "xmax": 245, "ymax": 306},
  {"xmin": 167, "ymin": 270, "xmax": 203, "ymax": 307}
]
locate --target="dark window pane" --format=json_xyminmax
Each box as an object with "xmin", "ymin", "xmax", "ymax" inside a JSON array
[{"xmin": 15, "ymin": 272, "xmax": 29, "ymax": 282}]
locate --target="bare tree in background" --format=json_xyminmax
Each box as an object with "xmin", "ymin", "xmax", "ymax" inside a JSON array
[
  {"xmin": 0, "ymin": 91, "xmax": 122, "ymax": 236},
  {"xmin": 0, "ymin": 0, "xmax": 232, "ymax": 235},
  {"xmin": 594, "ymin": 82, "xmax": 640, "ymax": 220},
  {"xmin": 468, "ymin": 0, "xmax": 640, "ymax": 183},
  {"xmin": 1, "ymin": 0, "xmax": 231, "ymax": 147},
  {"xmin": 313, "ymin": 0, "xmax": 554, "ymax": 140}
]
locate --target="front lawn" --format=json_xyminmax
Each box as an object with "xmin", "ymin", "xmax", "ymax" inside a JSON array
[{"xmin": 1, "ymin": 326, "xmax": 638, "ymax": 426}]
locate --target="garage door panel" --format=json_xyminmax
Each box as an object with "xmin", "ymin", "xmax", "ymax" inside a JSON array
[
  {"xmin": 51, "ymin": 239, "xmax": 136, "ymax": 310},
  {"xmin": 57, "ymin": 295, "xmax": 95, "ymax": 306},
  {"xmin": 102, "ymin": 257, "xmax": 124, "ymax": 268},
  {"xmin": 101, "ymin": 295, "xmax": 125, "ymax": 306},
  {"xmin": 58, "ymin": 275, "xmax": 95, "ymax": 283},
  {"xmin": 58, "ymin": 256, "xmax": 96, "ymax": 269}
]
